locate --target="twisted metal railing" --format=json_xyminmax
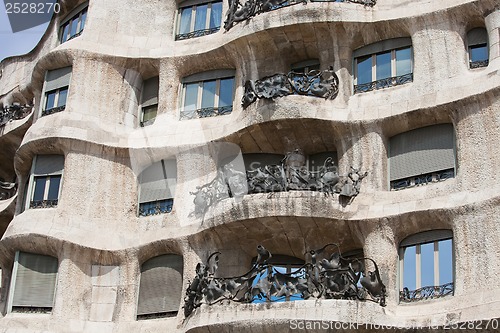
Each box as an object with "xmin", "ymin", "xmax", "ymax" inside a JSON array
[
  {"xmin": 176, "ymin": 27, "xmax": 220, "ymax": 40},
  {"xmin": 41, "ymin": 105, "xmax": 66, "ymax": 117},
  {"xmin": 30, "ymin": 199, "xmax": 58, "ymax": 209},
  {"xmin": 139, "ymin": 199, "xmax": 174, "ymax": 217},
  {"xmin": 400, "ymin": 282, "xmax": 454, "ymax": 302},
  {"xmin": 354, "ymin": 73, "xmax": 413, "ymax": 94},
  {"xmin": 184, "ymin": 244, "xmax": 386, "ymax": 317},
  {"xmin": 180, "ymin": 105, "xmax": 232, "ymax": 120},
  {"xmin": 470, "ymin": 60, "xmax": 489, "ymax": 69},
  {"xmin": 390, "ymin": 169, "xmax": 454, "ymax": 191},
  {"xmin": 0, "ymin": 180, "xmax": 17, "ymax": 201},
  {"xmin": 0, "ymin": 103, "xmax": 32, "ymax": 127}
]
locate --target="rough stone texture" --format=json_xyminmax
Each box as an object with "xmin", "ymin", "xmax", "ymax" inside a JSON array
[{"xmin": 0, "ymin": 0, "xmax": 498, "ymax": 332}]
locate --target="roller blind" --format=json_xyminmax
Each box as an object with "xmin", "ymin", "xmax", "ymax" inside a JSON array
[
  {"xmin": 389, "ymin": 124, "xmax": 455, "ymax": 181},
  {"xmin": 400, "ymin": 230, "xmax": 453, "ymax": 247},
  {"xmin": 243, "ymin": 154, "xmax": 284, "ymax": 171},
  {"xmin": 139, "ymin": 160, "xmax": 177, "ymax": 203},
  {"xmin": 45, "ymin": 67, "xmax": 72, "ymax": 92},
  {"xmin": 12, "ymin": 252, "xmax": 58, "ymax": 308},
  {"xmin": 467, "ymin": 28, "xmax": 488, "ymax": 46},
  {"xmin": 142, "ymin": 77, "xmax": 159, "ymax": 107},
  {"xmin": 137, "ymin": 254, "xmax": 183, "ymax": 316},
  {"xmin": 33, "ymin": 155, "xmax": 65, "ymax": 176},
  {"xmin": 353, "ymin": 37, "xmax": 412, "ymax": 58}
]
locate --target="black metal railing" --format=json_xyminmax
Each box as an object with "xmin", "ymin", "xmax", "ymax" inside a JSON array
[
  {"xmin": 41, "ymin": 105, "xmax": 66, "ymax": 117},
  {"xmin": 139, "ymin": 199, "xmax": 174, "ymax": 217},
  {"xmin": 470, "ymin": 59, "xmax": 489, "ymax": 69},
  {"xmin": 390, "ymin": 169, "xmax": 454, "ymax": 191},
  {"xmin": 400, "ymin": 282, "xmax": 454, "ymax": 302},
  {"xmin": 67, "ymin": 30, "xmax": 83, "ymax": 42},
  {"xmin": 30, "ymin": 200, "xmax": 58, "ymax": 209},
  {"xmin": 180, "ymin": 105, "xmax": 232, "ymax": 120},
  {"xmin": 0, "ymin": 180, "xmax": 17, "ymax": 201},
  {"xmin": 354, "ymin": 73, "xmax": 413, "ymax": 94},
  {"xmin": 175, "ymin": 27, "xmax": 220, "ymax": 41},
  {"xmin": 0, "ymin": 103, "xmax": 32, "ymax": 127}
]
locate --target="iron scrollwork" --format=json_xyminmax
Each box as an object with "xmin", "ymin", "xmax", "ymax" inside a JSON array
[
  {"xmin": 242, "ymin": 68, "xmax": 339, "ymax": 108},
  {"xmin": 29, "ymin": 200, "xmax": 58, "ymax": 209},
  {"xmin": 400, "ymin": 282, "xmax": 454, "ymax": 302},
  {"xmin": 0, "ymin": 180, "xmax": 17, "ymax": 200},
  {"xmin": 184, "ymin": 244, "xmax": 386, "ymax": 317},
  {"xmin": 0, "ymin": 103, "xmax": 33, "ymax": 127},
  {"xmin": 41, "ymin": 105, "xmax": 66, "ymax": 117}
]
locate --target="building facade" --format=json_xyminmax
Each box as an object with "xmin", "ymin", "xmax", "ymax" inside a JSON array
[{"xmin": 0, "ymin": 0, "xmax": 499, "ymax": 332}]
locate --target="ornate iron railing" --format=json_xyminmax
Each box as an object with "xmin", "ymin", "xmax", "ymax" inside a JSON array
[
  {"xmin": 175, "ymin": 27, "xmax": 220, "ymax": 40},
  {"xmin": 354, "ymin": 73, "xmax": 413, "ymax": 94},
  {"xmin": 184, "ymin": 244, "xmax": 386, "ymax": 317},
  {"xmin": 0, "ymin": 103, "xmax": 32, "ymax": 127},
  {"xmin": 224, "ymin": 0, "xmax": 376, "ymax": 31},
  {"xmin": 139, "ymin": 199, "xmax": 174, "ymax": 217},
  {"xmin": 470, "ymin": 60, "xmax": 489, "ymax": 69},
  {"xmin": 180, "ymin": 106, "xmax": 232, "ymax": 120},
  {"xmin": 399, "ymin": 282, "xmax": 454, "ymax": 302},
  {"xmin": 41, "ymin": 105, "xmax": 66, "ymax": 117},
  {"xmin": 67, "ymin": 30, "xmax": 83, "ymax": 42},
  {"xmin": 242, "ymin": 68, "xmax": 339, "ymax": 108},
  {"xmin": 390, "ymin": 169, "xmax": 454, "ymax": 191},
  {"xmin": 0, "ymin": 180, "xmax": 17, "ymax": 200},
  {"xmin": 30, "ymin": 200, "xmax": 58, "ymax": 209}
]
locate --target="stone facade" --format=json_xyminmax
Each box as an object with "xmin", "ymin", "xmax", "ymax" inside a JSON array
[{"xmin": 0, "ymin": 0, "xmax": 499, "ymax": 332}]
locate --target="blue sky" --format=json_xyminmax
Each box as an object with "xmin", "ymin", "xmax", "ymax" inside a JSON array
[{"xmin": 0, "ymin": 5, "xmax": 49, "ymax": 62}]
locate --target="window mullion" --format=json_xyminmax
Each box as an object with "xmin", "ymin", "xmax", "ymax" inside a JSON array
[
  {"xmin": 214, "ymin": 79, "xmax": 220, "ymax": 108},
  {"xmin": 43, "ymin": 176, "xmax": 51, "ymax": 201},
  {"xmin": 434, "ymin": 241, "xmax": 440, "ymax": 287},
  {"xmin": 190, "ymin": 6, "xmax": 196, "ymax": 32},
  {"xmin": 371, "ymin": 55, "xmax": 376, "ymax": 82},
  {"xmin": 416, "ymin": 244, "xmax": 421, "ymax": 289},
  {"xmin": 205, "ymin": 3, "xmax": 211, "ymax": 30},
  {"xmin": 53, "ymin": 90, "xmax": 60, "ymax": 109},
  {"xmin": 399, "ymin": 247, "xmax": 404, "ymax": 291},
  {"xmin": 196, "ymin": 82, "xmax": 203, "ymax": 110},
  {"xmin": 391, "ymin": 50, "xmax": 397, "ymax": 78}
]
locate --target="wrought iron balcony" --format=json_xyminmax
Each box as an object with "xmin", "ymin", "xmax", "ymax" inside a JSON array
[
  {"xmin": 354, "ymin": 73, "xmax": 413, "ymax": 94},
  {"xmin": 224, "ymin": 0, "xmax": 376, "ymax": 31},
  {"xmin": 390, "ymin": 169, "xmax": 454, "ymax": 191},
  {"xmin": 30, "ymin": 200, "xmax": 58, "ymax": 209},
  {"xmin": 184, "ymin": 244, "xmax": 386, "ymax": 317},
  {"xmin": 470, "ymin": 59, "xmax": 489, "ymax": 69},
  {"xmin": 0, "ymin": 103, "xmax": 32, "ymax": 127},
  {"xmin": 180, "ymin": 105, "xmax": 232, "ymax": 120},
  {"xmin": 399, "ymin": 282, "xmax": 454, "ymax": 302},
  {"xmin": 175, "ymin": 27, "xmax": 220, "ymax": 41},
  {"xmin": 41, "ymin": 105, "xmax": 66, "ymax": 117},
  {"xmin": 139, "ymin": 199, "xmax": 174, "ymax": 217},
  {"xmin": 0, "ymin": 180, "xmax": 17, "ymax": 200},
  {"xmin": 66, "ymin": 30, "xmax": 83, "ymax": 42}
]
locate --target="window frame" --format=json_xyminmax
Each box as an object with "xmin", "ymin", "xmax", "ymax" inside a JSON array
[
  {"xmin": 42, "ymin": 86, "xmax": 69, "ymax": 117},
  {"xmin": 59, "ymin": 2, "xmax": 88, "ymax": 43},
  {"xmin": 25, "ymin": 155, "xmax": 64, "ymax": 210},
  {"xmin": 140, "ymin": 76, "xmax": 159, "ymax": 127},
  {"xmin": 467, "ymin": 27, "xmax": 489, "ymax": 69},
  {"xmin": 175, "ymin": 0, "xmax": 223, "ymax": 40}
]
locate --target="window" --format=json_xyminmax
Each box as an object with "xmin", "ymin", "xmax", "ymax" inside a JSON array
[
  {"xmin": 467, "ymin": 28, "xmax": 489, "ymax": 69},
  {"xmin": 353, "ymin": 38, "xmax": 413, "ymax": 93},
  {"xmin": 176, "ymin": 0, "xmax": 222, "ymax": 40},
  {"xmin": 137, "ymin": 254, "xmax": 183, "ymax": 319},
  {"xmin": 399, "ymin": 230, "xmax": 454, "ymax": 302},
  {"xmin": 60, "ymin": 3, "xmax": 88, "ymax": 43},
  {"xmin": 26, "ymin": 155, "xmax": 64, "ymax": 209},
  {"xmin": 138, "ymin": 160, "xmax": 176, "ymax": 216},
  {"xmin": 180, "ymin": 69, "xmax": 235, "ymax": 120},
  {"xmin": 389, "ymin": 124, "xmax": 455, "ymax": 190},
  {"xmin": 41, "ymin": 67, "xmax": 72, "ymax": 117},
  {"xmin": 140, "ymin": 76, "xmax": 159, "ymax": 127},
  {"xmin": 8, "ymin": 252, "xmax": 58, "ymax": 313}
]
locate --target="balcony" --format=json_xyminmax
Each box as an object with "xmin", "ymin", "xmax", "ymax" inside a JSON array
[
  {"xmin": 354, "ymin": 73, "xmax": 413, "ymax": 94},
  {"xmin": 0, "ymin": 103, "xmax": 32, "ymax": 128}
]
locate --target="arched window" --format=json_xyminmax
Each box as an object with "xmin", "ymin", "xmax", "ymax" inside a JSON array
[
  {"xmin": 176, "ymin": 0, "xmax": 223, "ymax": 40},
  {"xmin": 137, "ymin": 254, "xmax": 183, "ymax": 319},
  {"xmin": 9, "ymin": 252, "xmax": 58, "ymax": 313},
  {"xmin": 26, "ymin": 155, "xmax": 65, "ymax": 209},
  {"xmin": 353, "ymin": 37, "xmax": 413, "ymax": 93},
  {"xmin": 399, "ymin": 230, "xmax": 454, "ymax": 302},
  {"xmin": 138, "ymin": 160, "xmax": 176, "ymax": 216},
  {"xmin": 389, "ymin": 124, "xmax": 456, "ymax": 190},
  {"xmin": 140, "ymin": 76, "xmax": 159, "ymax": 127},
  {"xmin": 467, "ymin": 28, "xmax": 489, "ymax": 69}
]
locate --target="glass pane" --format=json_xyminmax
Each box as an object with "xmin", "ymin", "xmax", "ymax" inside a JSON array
[
  {"xmin": 45, "ymin": 91, "xmax": 57, "ymax": 109},
  {"xmin": 376, "ymin": 51, "xmax": 392, "ymax": 80},
  {"xmin": 356, "ymin": 55, "xmax": 372, "ymax": 85},
  {"xmin": 420, "ymin": 242, "xmax": 434, "ymax": 287},
  {"xmin": 61, "ymin": 24, "xmax": 70, "ymax": 42},
  {"xmin": 194, "ymin": 4, "xmax": 208, "ymax": 31},
  {"xmin": 80, "ymin": 10, "xmax": 87, "ymax": 32},
  {"xmin": 183, "ymin": 83, "xmax": 199, "ymax": 111},
  {"xmin": 33, "ymin": 177, "xmax": 47, "ymax": 202},
  {"xmin": 439, "ymin": 239, "xmax": 453, "ymax": 285},
  {"xmin": 396, "ymin": 47, "xmax": 412, "ymax": 76},
  {"xmin": 179, "ymin": 7, "xmax": 192, "ymax": 34},
  {"xmin": 70, "ymin": 18, "xmax": 78, "ymax": 37},
  {"xmin": 142, "ymin": 105, "xmax": 158, "ymax": 122},
  {"xmin": 218, "ymin": 78, "xmax": 234, "ymax": 107},
  {"xmin": 210, "ymin": 2, "xmax": 222, "ymax": 29},
  {"xmin": 201, "ymin": 80, "xmax": 216, "ymax": 108},
  {"xmin": 57, "ymin": 88, "xmax": 68, "ymax": 107},
  {"xmin": 47, "ymin": 175, "xmax": 61, "ymax": 200},
  {"xmin": 470, "ymin": 45, "xmax": 488, "ymax": 62},
  {"xmin": 402, "ymin": 246, "xmax": 416, "ymax": 291}
]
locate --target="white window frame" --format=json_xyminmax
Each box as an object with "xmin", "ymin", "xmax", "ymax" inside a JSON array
[
  {"xmin": 59, "ymin": 3, "xmax": 88, "ymax": 43},
  {"xmin": 175, "ymin": 0, "xmax": 222, "ymax": 39},
  {"xmin": 42, "ymin": 87, "xmax": 69, "ymax": 116},
  {"xmin": 25, "ymin": 155, "xmax": 64, "ymax": 211}
]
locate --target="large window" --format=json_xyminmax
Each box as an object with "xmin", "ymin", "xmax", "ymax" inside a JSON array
[
  {"xmin": 8, "ymin": 252, "xmax": 58, "ymax": 313},
  {"xmin": 353, "ymin": 38, "xmax": 413, "ymax": 93},
  {"xmin": 180, "ymin": 69, "xmax": 235, "ymax": 120},
  {"xmin": 42, "ymin": 67, "xmax": 72, "ymax": 117},
  {"xmin": 138, "ymin": 160, "xmax": 176, "ymax": 216},
  {"xmin": 467, "ymin": 28, "xmax": 489, "ymax": 69},
  {"xmin": 140, "ymin": 76, "xmax": 159, "ymax": 127},
  {"xmin": 59, "ymin": 3, "xmax": 88, "ymax": 43},
  {"xmin": 26, "ymin": 155, "xmax": 64, "ymax": 209},
  {"xmin": 137, "ymin": 254, "xmax": 183, "ymax": 319},
  {"xmin": 176, "ymin": 0, "xmax": 222, "ymax": 40},
  {"xmin": 389, "ymin": 124, "xmax": 455, "ymax": 190},
  {"xmin": 399, "ymin": 230, "xmax": 454, "ymax": 302}
]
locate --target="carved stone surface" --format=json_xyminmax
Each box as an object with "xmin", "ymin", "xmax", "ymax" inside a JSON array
[
  {"xmin": 224, "ymin": 0, "xmax": 377, "ymax": 31},
  {"xmin": 0, "ymin": 103, "xmax": 32, "ymax": 127},
  {"xmin": 0, "ymin": 180, "xmax": 17, "ymax": 200},
  {"xmin": 242, "ymin": 68, "xmax": 339, "ymax": 108},
  {"xmin": 184, "ymin": 244, "xmax": 386, "ymax": 317}
]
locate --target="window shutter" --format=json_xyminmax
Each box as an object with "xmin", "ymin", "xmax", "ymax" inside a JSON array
[
  {"xmin": 467, "ymin": 28, "xmax": 488, "ymax": 46},
  {"xmin": 12, "ymin": 252, "xmax": 58, "ymax": 308},
  {"xmin": 142, "ymin": 77, "xmax": 159, "ymax": 107},
  {"xmin": 389, "ymin": 124, "xmax": 455, "ymax": 181},
  {"xmin": 243, "ymin": 154, "xmax": 284, "ymax": 171},
  {"xmin": 353, "ymin": 37, "xmax": 412, "ymax": 58},
  {"xmin": 137, "ymin": 254, "xmax": 183, "ymax": 316},
  {"xmin": 400, "ymin": 229, "xmax": 453, "ymax": 247},
  {"xmin": 139, "ymin": 160, "xmax": 177, "ymax": 203},
  {"xmin": 34, "ymin": 155, "xmax": 65, "ymax": 176},
  {"xmin": 45, "ymin": 67, "xmax": 72, "ymax": 92}
]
